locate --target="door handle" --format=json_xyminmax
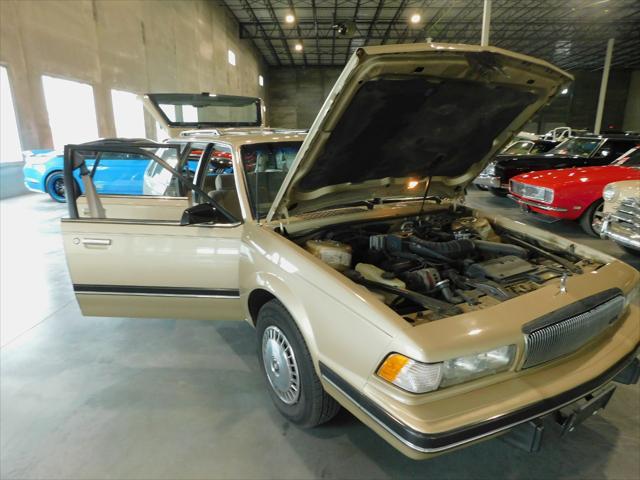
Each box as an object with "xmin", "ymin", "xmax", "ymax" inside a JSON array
[{"xmin": 80, "ymin": 238, "xmax": 112, "ymax": 246}]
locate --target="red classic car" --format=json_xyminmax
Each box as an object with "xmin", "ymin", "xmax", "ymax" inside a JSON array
[{"xmin": 508, "ymin": 147, "xmax": 640, "ymax": 236}]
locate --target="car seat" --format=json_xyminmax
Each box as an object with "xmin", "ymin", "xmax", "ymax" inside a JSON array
[{"xmin": 208, "ymin": 174, "xmax": 242, "ymax": 220}]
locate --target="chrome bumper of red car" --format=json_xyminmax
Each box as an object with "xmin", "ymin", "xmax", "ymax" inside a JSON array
[{"xmin": 508, "ymin": 194, "xmax": 568, "ymax": 212}]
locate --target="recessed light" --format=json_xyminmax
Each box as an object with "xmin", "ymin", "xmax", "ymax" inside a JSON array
[
  {"xmin": 410, "ymin": 13, "xmax": 421, "ymax": 24},
  {"xmin": 285, "ymin": 14, "xmax": 295, "ymax": 24},
  {"xmin": 294, "ymin": 43, "xmax": 303, "ymax": 52}
]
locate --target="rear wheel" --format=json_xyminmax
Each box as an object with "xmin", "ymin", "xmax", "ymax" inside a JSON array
[
  {"xmin": 45, "ymin": 171, "xmax": 68, "ymax": 202},
  {"xmin": 579, "ymin": 199, "xmax": 604, "ymax": 237},
  {"xmin": 256, "ymin": 299, "xmax": 340, "ymax": 427}
]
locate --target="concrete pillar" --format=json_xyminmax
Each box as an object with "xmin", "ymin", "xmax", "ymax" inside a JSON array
[
  {"xmin": 594, "ymin": 38, "xmax": 614, "ymax": 134},
  {"xmin": 481, "ymin": 0, "xmax": 492, "ymax": 46}
]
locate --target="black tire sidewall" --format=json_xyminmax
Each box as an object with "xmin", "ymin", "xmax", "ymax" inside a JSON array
[
  {"xmin": 581, "ymin": 199, "xmax": 604, "ymax": 237},
  {"xmin": 256, "ymin": 300, "xmax": 318, "ymax": 426},
  {"xmin": 45, "ymin": 172, "xmax": 66, "ymax": 202}
]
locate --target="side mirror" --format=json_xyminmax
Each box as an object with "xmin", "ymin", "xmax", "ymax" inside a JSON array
[{"xmin": 180, "ymin": 203, "xmax": 223, "ymax": 226}]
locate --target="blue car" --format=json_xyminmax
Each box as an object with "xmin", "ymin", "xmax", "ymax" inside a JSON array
[
  {"xmin": 23, "ymin": 150, "xmax": 152, "ymax": 202},
  {"xmin": 23, "ymin": 143, "xmax": 233, "ymax": 202}
]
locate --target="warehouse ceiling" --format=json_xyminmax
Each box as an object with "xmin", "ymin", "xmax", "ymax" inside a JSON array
[{"xmin": 221, "ymin": 0, "xmax": 640, "ymax": 70}]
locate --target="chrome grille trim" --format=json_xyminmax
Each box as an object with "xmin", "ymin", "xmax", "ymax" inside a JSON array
[
  {"xmin": 612, "ymin": 198, "xmax": 640, "ymax": 232},
  {"xmin": 522, "ymin": 295, "xmax": 625, "ymax": 369}
]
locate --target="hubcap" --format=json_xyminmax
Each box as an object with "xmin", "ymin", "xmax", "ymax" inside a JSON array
[
  {"xmin": 262, "ymin": 326, "xmax": 300, "ymax": 405},
  {"xmin": 53, "ymin": 178, "xmax": 65, "ymax": 197},
  {"xmin": 592, "ymin": 203, "xmax": 604, "ymax": 233}
]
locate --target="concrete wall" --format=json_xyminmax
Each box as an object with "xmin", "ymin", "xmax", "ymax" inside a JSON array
[
  {"xmin": 268, "ymin": 67, "xmax": 341, "ymax": 129},
  {"xmin": 0, "ymin": 0, "xmax": 267, "ymax": 150},
  {"xmin": 623, "ymin": 71, "xmax": 640, "ymax": 132},
  {"xmin": 267, "ymin": 66, "xmax": 638, "ymax": 135},
  {"xmin": 0, "ymin": 0, "xmax": 267, "ymax": 198}
]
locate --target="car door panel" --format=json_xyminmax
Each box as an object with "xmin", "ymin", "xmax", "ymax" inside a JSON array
[
  {"xmin": 62, "ymin": 140, "xmax": 243, "ymax": 322},
  {"xmin": 61, "ymin": 219, "xmax": 243, "ymax": 320},
  {"xmin": 76, "ymin": 195, "xmax": 190, "ymax": 221}
]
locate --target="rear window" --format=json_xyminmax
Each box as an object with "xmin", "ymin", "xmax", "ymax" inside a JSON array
[{"xmin": 147, "ymin": 93, "xmax": 262, "ymax": 128}]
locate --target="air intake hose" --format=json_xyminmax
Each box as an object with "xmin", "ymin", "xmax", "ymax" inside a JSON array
[{"xmin": 408, "ymin": 238, "xmax": 475, "ymax": 258}]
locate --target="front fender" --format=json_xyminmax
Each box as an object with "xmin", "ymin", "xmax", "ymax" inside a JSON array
[{"xmin": 239, "ymin": 222, "xmax": 398, "ymax": 390}]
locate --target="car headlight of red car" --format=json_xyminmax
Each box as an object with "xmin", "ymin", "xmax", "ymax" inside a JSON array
[{"xmin": 513, "ymin": 183, "xmax": 555, "ymax": 204}]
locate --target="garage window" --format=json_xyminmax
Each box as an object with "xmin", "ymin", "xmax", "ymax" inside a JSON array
[
  {"xmin": 0, "ymin": 66, "xmax": 23, "ymax": 163},
  {"xmin": 42, "ymin": 75, "xmax": 99, "ymax": 150},
  {"xmin": 111, "ymin": 89, "xmax": 146, "ymax": 139}
]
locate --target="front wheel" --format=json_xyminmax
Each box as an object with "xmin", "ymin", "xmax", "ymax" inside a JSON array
[
  {"xmin": 45, "ymin": 171, "xmax": 68, "ymax": 202},
  {"xmin": 256, "ymin": 300, "xmax": 340, "ymax": 427},
  {"xmin": 579, "ymin": 199, "xmax": 604, "ymax": 237}
]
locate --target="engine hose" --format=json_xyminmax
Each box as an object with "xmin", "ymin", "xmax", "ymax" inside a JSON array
[
  {"xmin": 472, "ymin": 240, "xmax": 528, "ymax": 258},
  {"xmin": 407, "ymin": 243, "xmax": 457, "ymax": 263},
  {"xmin": 434, "ymin": 280, "xmax": 465, "ymax": 304},
  {"xmin": 409, "ymin": 237, "xmax": 475, "ymax": 257}
]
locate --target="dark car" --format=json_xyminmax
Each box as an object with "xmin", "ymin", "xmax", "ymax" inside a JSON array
[
  {"xmin": 474, "ymin": 138, "xmax": 559, "ymax": 191},
  {"xmin": 473, "ymin": 134, "xmax": 640, "ymax": 196}
]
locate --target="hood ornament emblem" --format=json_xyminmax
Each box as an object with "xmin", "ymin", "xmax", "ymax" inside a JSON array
[{"xmin": 559, "ymin": 273, "xmax": 569, "ymax": 294}]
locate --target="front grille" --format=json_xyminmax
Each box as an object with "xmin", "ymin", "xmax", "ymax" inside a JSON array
[
  {"xmin": 522, "ymin": 294, "xmax": 625, "ymax": 369},
  {"xmin": 612, "ymin": 198, "xmax": 640, "ymax": 232}
]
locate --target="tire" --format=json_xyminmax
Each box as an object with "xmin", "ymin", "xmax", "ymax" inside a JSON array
[
  {"xmin": 256, "ymin": 299, "xmax": 340, "ymax": 427},
  {"xmin": 44, "ymin": 171, "xmax": 68, "ymax": 202},
  {"xmin": 489, "ymin": 187, "xmax": 508, "ymax": 197},
  {"xmin": 579, "ymin": 199, "xmax": 604, "ymax": 237}
]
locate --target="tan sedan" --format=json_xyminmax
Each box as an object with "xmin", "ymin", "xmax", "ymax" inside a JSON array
[{"xmin": 60, "ymin": 44, "xmax": 640, "ymax": 459}]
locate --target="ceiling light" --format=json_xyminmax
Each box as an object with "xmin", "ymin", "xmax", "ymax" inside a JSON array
[
  {"xmin": 285, "ymin": 14, "xmax": 295, "ymax": 24},
  {"xmin": 561, "ymin": 88, "xmax": 569, "ymax": 95},
  {"xmin": 294, "ymin": 43, "xmax": 303, "ymax": 52},
  {"xmin": 410, "ymin": 13, "xmax": 421, "ymax": 24}
]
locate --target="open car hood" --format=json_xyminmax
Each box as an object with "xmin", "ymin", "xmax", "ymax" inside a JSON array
[
  {"xmin": 267, "ymin": 43, "xmax": 571, "ymax": 221},
  {"xmin": 142, "ymin": 92, "xmax": 265, "ymax": 138}
]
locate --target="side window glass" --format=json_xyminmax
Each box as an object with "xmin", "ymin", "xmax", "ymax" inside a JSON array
[
  {"xmin": 241, "ymin": 142, "xmax": 302, "ymax": 219},
  {"xmin": 66, "ymin": 143, "xmax": 200, "ymax": 223}
]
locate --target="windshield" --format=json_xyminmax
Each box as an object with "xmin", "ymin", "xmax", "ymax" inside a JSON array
[
  {"xmin": 502, "ymin": 141, "xmax": 533, "ymax": 155},
  {"xmin": 549, "ymin": 138, "xmax": 601, "ymax": 157},
  {"xmin": 147, "ymin": 93, "xmax": 262, "ymax": 127},
  {"xmin": 241, "ymin": 142, "xmax": 302, "ymax": 218},
  {"xmin": 612, "ymin": 148, "xmax": 640, "ymax": 167}
]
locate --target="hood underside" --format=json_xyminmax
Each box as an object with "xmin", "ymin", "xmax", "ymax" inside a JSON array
[{"xmin": 267, "ymin": 43, "xmax": 572, "ymax": 221}]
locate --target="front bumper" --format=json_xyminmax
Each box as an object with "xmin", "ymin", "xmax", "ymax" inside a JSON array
[
  {"xmin": 601, "ymin": 215, "xmax": 640, "ymax": 251},
  {"xmin": 473, "ymin": 174, "xmax": 504, "ymax": 189},
  {"xmin": 321, "ymin": 345, "xmax": 639, "ymax": 457}
]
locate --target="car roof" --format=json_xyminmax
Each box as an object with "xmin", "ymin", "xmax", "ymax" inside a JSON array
[
  {"xmin": 577, "ymin": 133, "xmax": 640, "ymax": 141},
  {"xmin": 175, "ymin": 127, "xmax": 308, "ymax": 147}
]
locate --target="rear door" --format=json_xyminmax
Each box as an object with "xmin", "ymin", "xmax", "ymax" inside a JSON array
[{"xmin": 61, "ymin": 140, "xmax": 244, "ymax": 321}]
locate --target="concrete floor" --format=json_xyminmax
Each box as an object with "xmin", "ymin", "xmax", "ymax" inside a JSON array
[{"xmin": 1, "ymin": 191, "xmax": 639, "ymax": 480}]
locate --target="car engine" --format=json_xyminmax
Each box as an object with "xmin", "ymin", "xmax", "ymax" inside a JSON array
[{"xmin": 297, "ymin": 208, "xmax": 589, "ymax": 324}]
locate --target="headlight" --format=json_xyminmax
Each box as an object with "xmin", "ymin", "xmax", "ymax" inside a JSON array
[
  {"xmin": 483, "ymin": 162, "xmax": 496, "ymax": 175},
  {"xmin": 515, "ymin": 183, "xmax": 555, "ymax": 204},
  {"xmin": 603, "ymin": 185, "xmax": 617, "ymax": 202},
  {"xmin": 440, "ymin": 345, "xmax": 517, "ymax": 388},
  {"xmin": 376, "ymin": 345, "xmax": 516, "ymax": 394}
]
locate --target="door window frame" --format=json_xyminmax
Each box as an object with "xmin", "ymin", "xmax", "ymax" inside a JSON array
[{"xmin": 63, "ymin": 140, "xmax": 240, "ymax": 225}]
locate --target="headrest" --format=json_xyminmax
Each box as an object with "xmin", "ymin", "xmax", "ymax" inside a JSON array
[{"xmin": 215, "ymin": 174, "xmax": 235, "ymax": 190}]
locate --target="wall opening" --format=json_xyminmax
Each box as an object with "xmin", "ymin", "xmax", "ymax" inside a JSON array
[
  {"xmin": 42, "ymin": 75, "xmax": 99, "ymax": 150},
  {"xmin": 111, "ymin": 89, "xmax": 146, "ymax": 138}
]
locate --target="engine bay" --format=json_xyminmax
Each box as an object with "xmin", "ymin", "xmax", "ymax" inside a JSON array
[{"xmin": 294, "ymin": 206, "xmax": 595, "ymax": 325}]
